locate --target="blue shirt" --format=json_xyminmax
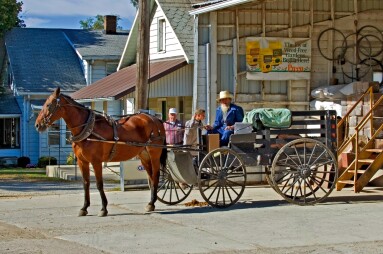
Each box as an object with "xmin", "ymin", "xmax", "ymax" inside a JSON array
[{"xmin": 213, "ymin": 103, "xmax": 244, "ymax": 131}]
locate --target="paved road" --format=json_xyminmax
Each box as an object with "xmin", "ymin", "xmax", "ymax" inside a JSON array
[{"xmin": 1, "ymin": 181, "xmax": 383, "ymax": 254}]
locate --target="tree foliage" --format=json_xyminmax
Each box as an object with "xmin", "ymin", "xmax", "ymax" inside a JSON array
[
  {"xmin": 0, "ymin": 0, "xmax": 25, "ymax": 35},
  {"xmin": 131, "ymin": 0, "xmax": 138, "ymax": 9},
  {"xmin": 79, "ymin": 15, "xmax": 104, "ymax": 30},
  {"xmin": 79, "ymin": 15, "xmax": 123, "ymax": 30}
]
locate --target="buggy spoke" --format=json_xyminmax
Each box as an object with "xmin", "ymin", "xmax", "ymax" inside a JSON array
[
  {"xmin": 223, "ymin": 185, "xmax": 234, "ymax": 203},
  {"xmin": 281, "ymin": 152, "xmax": 300, "ymax": 167},
  {"xmin": 293, "ymin": 145, "xmax": 303, "ymax": 165}
]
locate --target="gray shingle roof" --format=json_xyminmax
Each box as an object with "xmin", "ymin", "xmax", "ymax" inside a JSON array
[
  {"xmin": 0, "ymin": 93, "xmax": 21, "ymax": 115},
  {"xmin": 4, "ymin": 28, "xmax": 128, "ymax": 94},
  {"xmin": 64, "ymin": 29, "xmax": 129, "ymax": 60},
  {"xmin": 5, "ymin": 28, "xmax": 87, "ymax": 94}
]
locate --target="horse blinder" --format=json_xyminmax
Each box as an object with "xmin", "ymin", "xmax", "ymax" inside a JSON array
[{"xmin": 43, "ymin": 98, "xmax": 61, "ymax": 127}]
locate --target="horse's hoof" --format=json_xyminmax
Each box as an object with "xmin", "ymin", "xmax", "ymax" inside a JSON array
[
  {"xmin": 78, "ymin": 210, "xmax": 88, "ymax": 216},
  {"xmin": 145, "ymin": 204, "xmax": 155, "ymax": 212},
  {"xmin": 98, "ymin": 210, "xmax": 108, "ymax": 217}
]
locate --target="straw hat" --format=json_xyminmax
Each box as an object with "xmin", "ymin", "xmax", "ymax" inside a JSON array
[
  {"xmin": 217, "ymin": 91, "xmax": 233, "ymax": 101},
  {"xmin": 169, "ymin": 108, "xmax": 177, "ymax": 114}
]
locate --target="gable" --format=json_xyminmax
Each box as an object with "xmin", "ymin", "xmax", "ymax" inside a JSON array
[
  {"xmin": 119, "ymin": 0, "xmax": 199, "ymax": 69},
  {"xmin": 149, "ymin": 4, "xmax": 186, "ymax": 61}
]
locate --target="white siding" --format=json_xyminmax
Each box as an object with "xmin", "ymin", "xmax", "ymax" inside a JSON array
[
  {"xmin": 149, "ymin": 5, "xmax": 185, "ymax": 60},
  {"xmin": 107, "ymin": 100, "xmax": 122, "ymax": 116},
  {"xmin": 149, "ymin": 64, "xmax": 193, "ymax": 97},
  {"xmin": 91, "ymin": 61, "xmax": 107, "ymax": 83}
]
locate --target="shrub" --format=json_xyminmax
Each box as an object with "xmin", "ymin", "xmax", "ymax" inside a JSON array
[
  {"xmin": 17, "ymin": 156, "xmax": 31, "ymax": 168},
  {"xmin": 38, "ymin": 156, "xmax": 57, "ymax": 168},
  {"xmin": 66, "ymin": 152, "xmax": 75, "ymax": 165}
]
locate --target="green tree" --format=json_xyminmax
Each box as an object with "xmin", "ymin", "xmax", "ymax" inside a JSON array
[
  {"xmin": 131, "ymin": 0, "xmax": 138, "ymax": 9},
  {"xmin": 0, "ymin": 0, "xmax": 25, "ymax": 35},
  {"xmin": 79, "ymin": 15, "xmax": 123, "ymax": 30}
]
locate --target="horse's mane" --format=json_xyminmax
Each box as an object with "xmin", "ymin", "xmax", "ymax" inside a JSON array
[{"xmin": 61, "ymin": 93, "xmax": 88, "ymax": 109}]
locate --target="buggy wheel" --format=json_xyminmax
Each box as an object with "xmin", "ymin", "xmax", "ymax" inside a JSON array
[
  {"xmin": 270, "ymin": 138, "xmax": 338, "ymax": 205},
  {"xmin": 198, "ymin": 147, "xmax": 246, "ymax": 208},
  {"xmin": 157, "ymin": 163, "xmax": 193, "ymax": 205},
  {"xmin": 265, "ymin": 167, "xmax": 277, "ymax": 191}
]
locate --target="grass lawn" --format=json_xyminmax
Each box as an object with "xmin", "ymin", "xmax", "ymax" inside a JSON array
[{"xmin": 0, "ymin": 167, "xmax": 68, "ymax": 182}]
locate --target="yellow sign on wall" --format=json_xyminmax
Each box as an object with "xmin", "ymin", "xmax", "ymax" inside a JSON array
[{"xmin": 246, "ymin": 37, "xmax": 311, "ymax": 80}]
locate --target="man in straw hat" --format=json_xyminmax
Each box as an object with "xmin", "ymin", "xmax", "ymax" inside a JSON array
[{"xmin": 207, "ymin": 91, "xmax": 244, "ymax": 146}]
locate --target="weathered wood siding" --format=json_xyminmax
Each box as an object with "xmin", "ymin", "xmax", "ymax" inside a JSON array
[{"xmin": 195, "ymin": 0, "xmax": 383, "ymax": 114}]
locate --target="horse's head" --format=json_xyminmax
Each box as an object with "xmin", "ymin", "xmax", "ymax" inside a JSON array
[{"xmin": 35, "ymin": 87, "xmax": 63, "ymax": 132}]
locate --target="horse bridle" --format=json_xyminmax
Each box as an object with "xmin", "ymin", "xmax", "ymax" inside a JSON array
[{"xmin": 43, "ymin": 96, "xmax": 61, "ymax": 127}]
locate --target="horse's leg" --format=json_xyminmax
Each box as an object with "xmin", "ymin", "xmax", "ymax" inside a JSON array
[
  {"xmin": 77, "ymin": 159, "xmax": 91, "ymax": 216},
  {"xmin": 139, "ymin": 148, "xmax": 162, "ymax": 212},
  {"xmin": 92, "ymin": 162, "xmax": 108, "ymax": 217}
]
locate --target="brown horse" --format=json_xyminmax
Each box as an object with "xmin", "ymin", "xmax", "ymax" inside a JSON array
[{"xmin": 35, "ymin": 88, "xmax": 167, "ymax": 216}]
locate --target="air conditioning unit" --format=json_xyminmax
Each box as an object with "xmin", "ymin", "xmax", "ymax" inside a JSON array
[{"xmin": 120, "ymin": 159, "xmax": 148, "ymax": 186}]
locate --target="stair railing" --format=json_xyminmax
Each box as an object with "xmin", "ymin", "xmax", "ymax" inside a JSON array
[
  {"xmin": 346, "ymin": 94, "xmax": 383, "ymax": 181},
  {"xmin": 337, "ymin": 86, "xmax": 373, "ymax": 156}
]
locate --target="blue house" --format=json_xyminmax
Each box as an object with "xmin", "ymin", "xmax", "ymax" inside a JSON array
[{"xmin": 0, "ymin": 16, "xmax": 128, "ymax": 164}]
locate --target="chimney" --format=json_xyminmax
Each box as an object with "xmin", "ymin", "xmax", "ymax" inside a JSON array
[{"xmin": 104, "ymin": 15, "xmax": 117, "ymax": 34}]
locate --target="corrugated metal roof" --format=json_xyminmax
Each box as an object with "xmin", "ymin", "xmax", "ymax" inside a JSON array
[
  {"xmin": 71, "ymin": 58, "xmax": 187, "ymax": 100},
  {"xmin": 190, "ymin": 0, "xmax": 255, "ymax": 15}
]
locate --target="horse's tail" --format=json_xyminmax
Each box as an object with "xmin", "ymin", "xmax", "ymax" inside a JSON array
[{"xmin": 160, "ymin": 138, "xmax": 167, "ymax": 168}]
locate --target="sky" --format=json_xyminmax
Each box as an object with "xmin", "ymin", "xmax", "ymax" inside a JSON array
[{"xmin": 21, "ymin": 0, "xmax": 137, "ymax": 30}]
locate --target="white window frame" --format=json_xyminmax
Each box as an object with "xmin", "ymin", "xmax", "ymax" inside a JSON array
[
  {"xmin": 157, "ymin": 18, "xmax": 166, "ymax": 52},
  {"xmin": 47, "ymin": 120, "xmax": 72, "ymax": 147}
]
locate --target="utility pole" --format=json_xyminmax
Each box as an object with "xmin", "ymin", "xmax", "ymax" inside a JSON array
[{"xmin": 135, "ymin": 0, "xmax": 150, "ymax": 111}]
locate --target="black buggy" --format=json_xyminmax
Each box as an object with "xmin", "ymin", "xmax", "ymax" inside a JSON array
[{"xmin": 156, "ymin": 110, "xmax": 338, "ymax": 208}]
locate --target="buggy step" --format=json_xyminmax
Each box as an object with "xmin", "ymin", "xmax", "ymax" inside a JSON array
[
  {"xmin": 358, "ymin": 159, "xmax": 374, "ymax": 164},
  {"xmin": 348, "ymin": 169, "xmax": 366, "ymax": 174},
  {"xmin": 365, "ymin": 149, "xmax": 383, "ymax": 153},
  {"xmin": 337, "ymin": 180, "xmax": 354, "ymax": 185}
]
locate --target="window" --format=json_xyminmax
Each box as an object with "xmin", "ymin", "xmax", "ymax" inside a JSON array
[
  {"xmin": 106, "ymin": 63, "xmax": 118, "ymax": 76},
  {"xmin": 158, "ymin": 19, "xmax": 166, "ymax": 52},
  {"xmin": 48, "ymin": 121, "xmax": 60, "ymax": 146},
  {"xmin": 47, "ymin": 120, "xmax": 72, "ymax": 146},
  {"xmin": 0, "ymin": 117, "xmax": 20, "ymax": 148}
]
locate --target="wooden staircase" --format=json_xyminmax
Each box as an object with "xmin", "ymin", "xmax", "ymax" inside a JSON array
[{"xmin": 337, "ymin": 86, "xmax": 383, "ymax": 192}]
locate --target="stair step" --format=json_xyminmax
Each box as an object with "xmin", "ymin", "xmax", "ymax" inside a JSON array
[
  {"xmin": 358, "ymin": 159, "xmax": 374, "ymax": 164},
  {"xmin": 366, "ymin": 149, "xmax": 383, "ymax": 153},
  {"xmin": 337, "ymin": 180, "xmax": 355, "ymax": 185},
  {"xmin": 348, "ymin": 169, "xmax": 367, "ymax": 174}
]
